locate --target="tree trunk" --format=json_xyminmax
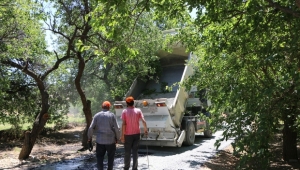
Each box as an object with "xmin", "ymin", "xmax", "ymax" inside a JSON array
[
  {"xmin": 19, "ymin": 92, "xmax": 50, "ymax": 160},
  {"xmin": 282, "ymin": 114, "xmax": 298, "ymax": 161},
  {"xmin": 74, "ymin": 53, "xmax": 93, "ymax": 150},
  {"xmin": 81, "ymin": 100, "xmax": 92, "ymax": 149}
]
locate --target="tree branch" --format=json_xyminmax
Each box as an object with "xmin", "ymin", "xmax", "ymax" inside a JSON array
[
  {"xmin": 41, "ymin": 55, "xmax": 72, "ymax": 80},
  {"xmin": 266, "ymin": 0, "xmax": 300, "ymax": 17}
]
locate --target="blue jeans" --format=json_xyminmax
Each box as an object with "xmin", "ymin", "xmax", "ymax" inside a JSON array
[
  {"xmin": 124, "ymin": 134, "xmax": 140, "ymax": 170},
  {"xmin": 96, "ymin": 143, "xmax": 116, "ymax": 170}
]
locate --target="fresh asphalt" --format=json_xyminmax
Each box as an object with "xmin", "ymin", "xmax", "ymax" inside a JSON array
[{"xmin": 34, "ymin": 130, "xmax": 233, "ymax": 170}]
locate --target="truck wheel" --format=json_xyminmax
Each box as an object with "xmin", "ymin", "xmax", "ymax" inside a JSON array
[
  {"xmin": 204, "ymin": 120, "xmax": 212, "ymax": 137},
  {"xmin": 183, "ymin": 121, "xmax": 195, "ymax": 146},
  {"xmin": 204, "ymin": 130, "xmax": 212, "ymax": 137}
]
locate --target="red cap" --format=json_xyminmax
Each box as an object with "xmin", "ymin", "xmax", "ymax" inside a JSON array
[
  {"xmin": 102, "ymin": 101, "xmax": 111, "ymax": 108},
  {"xmin": 126, "ymin": 96, "xmax": 134, "ymax": 103}
]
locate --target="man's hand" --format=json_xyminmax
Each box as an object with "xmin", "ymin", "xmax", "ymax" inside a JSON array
[
  {"xmin": 144, "ymin": 130, "xmax": 148, "ymax": 137},
  {"xmin": 88, "ymin": 141, "xmax": 93, "ymax": 152},
  {"xmin": 120, "ymin": 136, "xmax": 125, "ymax": 143}
]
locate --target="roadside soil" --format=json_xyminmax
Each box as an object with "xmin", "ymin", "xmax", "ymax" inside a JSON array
[
  {"xmin": 0, "ymin": 125, "xmax": 97, "ymax": 170},
  {"xmin": 201, "ymin": 134, "xmax": 300, "ymax": 170},
  {"xmin": 0, "ymin": 125, "xmax": 299, "ymax": 170}
]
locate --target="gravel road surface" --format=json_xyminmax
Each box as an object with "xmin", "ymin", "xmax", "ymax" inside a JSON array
[{"xmin": 43, "ymin": 130, "xmax": 233, "ymax": 170}]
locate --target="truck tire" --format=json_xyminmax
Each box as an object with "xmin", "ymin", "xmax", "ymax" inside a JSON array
[
  {"xmin": 204, "ymin": 120, "xmax": 212, "ymax": 137},
  {"xmin": 183, "ymin": 121, "xmax": 195, "ymax": 146},
  {"xmin": 204, "ymin": 130, "xmax": 212, "ymax": 138}
]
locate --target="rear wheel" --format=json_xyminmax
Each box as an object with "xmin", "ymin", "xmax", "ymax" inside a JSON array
[
  {"xmin": 204, "ymin": 130, "xmax": 212, "ymax": 137},
  {"xmin": 204, "ymin": 120, "xmax": 212, "ymax": 137},
  {"xmin": 183, "ymin": 121, "xmax": 195, "ymax": 146}
]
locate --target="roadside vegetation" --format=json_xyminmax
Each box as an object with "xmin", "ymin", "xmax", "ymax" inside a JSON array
[
  {"xmin": 0, "ymin": 111, "xmax": 85, "ymax": 140},
  {"xmin": 1, "ymin": 0, "xmax": 300, "ymax": 169},
  {"xmin": 0, "ymin": 114, "xmax": 85, "ymax": 131}
]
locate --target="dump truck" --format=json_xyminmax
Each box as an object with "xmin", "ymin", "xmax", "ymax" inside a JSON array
[{"xmin": 114, "ymin": 42, "xmax": 212, "ymax": 147}]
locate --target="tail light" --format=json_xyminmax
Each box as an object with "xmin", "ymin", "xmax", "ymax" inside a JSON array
[
  {"xmin": 156, "ymin": 102, "xmax": 166, "ymax": 107},
  {"xmin": 114, "ymin": 104, "xmax": 123, "ymax": 109},
  {"xmin": 142, "ymin": 100, "xmax": 148, "ymax": 107}
]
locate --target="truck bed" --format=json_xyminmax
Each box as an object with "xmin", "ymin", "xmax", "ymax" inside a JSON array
[{"xmin": 137, "ymin": 65, "xmax": 185, "ymax": 100}]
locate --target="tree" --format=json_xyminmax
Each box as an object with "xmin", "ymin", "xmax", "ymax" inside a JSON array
[
  {"xmin": 0, "ymin": 67, "xmax": 38, "ymax": 128},
  {"xmin": 103, "ymin": 0, "xmax": 300, "ymax": 168},
  {"xmin": 0, "ymin": 1, "xmax": 45, "ymax": 129},
  {"xmin": 43, "ymin": 0, "xmax": 96, "ymax": 149},
  {"xmin": 187, "ymin": 0, "xmax": 300, "ymax": 166},
  {"xmin": 157, "ymin": 0, "xmax": 300, "ymax": 168},
  {"xmin": 88, "ymin": 0, "xmax": 164, "ymax": 100},
  {"xmin": 0, "ymin": 0, "xmax": 71, "ymax": 159},
  {"xmin": 44, "ymin": 0, "xmax": 163, "ymax": 149}
]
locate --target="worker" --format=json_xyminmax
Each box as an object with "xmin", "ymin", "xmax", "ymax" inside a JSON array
[
  {"xmin": 88, "ymin": 101, "xmax": 120, "ymax": 170},
  {"xmin": 120, "ymin": 96, "xmax": 148, "ymax": 170}
]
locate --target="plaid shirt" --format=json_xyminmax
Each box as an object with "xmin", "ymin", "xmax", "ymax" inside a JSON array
[{"xmin": 88, "ymin": 109, "xmax": 120, "ymax": 144}]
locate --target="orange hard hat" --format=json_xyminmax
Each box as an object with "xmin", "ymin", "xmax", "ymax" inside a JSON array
[
  {"xmin": 102, "ymin": 101, "xmax": 111, "ymax": 108},
  {"xmin": 126, "ymin": 96, "xmax": 134, "ymax": 103}
]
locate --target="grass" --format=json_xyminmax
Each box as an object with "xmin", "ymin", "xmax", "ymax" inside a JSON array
[
  {"xmin": 67, "ymin": 115, "xmax": 85, "ymax": 124},
  {"xmin": 0, "ymin": 115, "xmax": 85, "ymax": 131}
]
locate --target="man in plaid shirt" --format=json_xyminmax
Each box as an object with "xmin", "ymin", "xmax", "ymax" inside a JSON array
[{"xmin": 88, "ymin": 101, "xmax": 120, "ymax": 170}]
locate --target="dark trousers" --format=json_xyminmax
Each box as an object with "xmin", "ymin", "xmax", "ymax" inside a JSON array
[
  {"xmin": 124, "ymin": 134, "xmax": 140, "ymax": 170},
  {"xmin": 96, "ymin": 143, "xmax": 116, "ymax": 170}
]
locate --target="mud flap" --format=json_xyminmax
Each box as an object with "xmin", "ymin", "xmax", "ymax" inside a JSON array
[{"xmin": 176, "ymin": 130, "xmax": 186, "ymax": 147}]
